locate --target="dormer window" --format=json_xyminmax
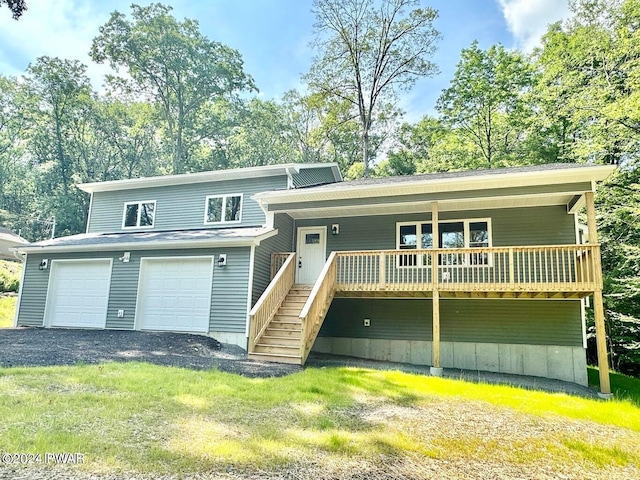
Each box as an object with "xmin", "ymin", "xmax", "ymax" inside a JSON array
[
  {"xmin": 123, "ymin": 201, "xmax": 156, "ymax": 229},
  {"xmin": 205, "ymin": 194, "xmax": 242, "ymax": 224}
]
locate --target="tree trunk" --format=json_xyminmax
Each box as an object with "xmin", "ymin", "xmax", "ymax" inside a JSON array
[{"xmin": 362, "ymin": 128, "xmax": 370, "ymax": 178}]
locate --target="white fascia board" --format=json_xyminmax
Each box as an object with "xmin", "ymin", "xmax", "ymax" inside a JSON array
[
  {"xmin": 77, "ymin": 163, "xmax": 341, "ymax": 193},
  {"xmin": 13, "ymin": 229, "xmax": 278, "ymax": 254},
  {"xmin": 253, "ymin": 165, "xmax": 616, "ymax": 205}
]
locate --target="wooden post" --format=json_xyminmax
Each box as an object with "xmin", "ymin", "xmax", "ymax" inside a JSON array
[
  {"xmin": 432, "ymin": 290, "xmax": 440, "ymax": 369},
  {"xmin": 379, "ymin": 251, "xmax": 386, "ymax": 290},
  {"xmin": 585, "ymin": 191, "xmax": 611, "ymax": 396},
  {"xmin": 431, "ymin": 202, "xmax": 442, "ymax": 374}
]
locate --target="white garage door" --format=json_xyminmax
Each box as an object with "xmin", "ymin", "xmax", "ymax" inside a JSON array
[
  {"xmin": 137, "ymin": 257, "xmax": 213, "ymax": 333},
  {"xmin": 46, "ymin": 260, "xmax": 111, "ymax": 328}
]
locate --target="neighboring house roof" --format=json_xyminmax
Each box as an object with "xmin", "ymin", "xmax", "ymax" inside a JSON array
[
  {"xmin": 77, "ymin": 163, "xmax": 342, "ymax": 193},
  {"xmin": 14, "ymin": 227, "xmax": 276, "ymax": 254},
  {"xmin": 0, "ymin": 227, "xmax": 29, "ymax": 261},
  {"xmin": 253, "ymin": 163, "xmax": 616, "ymax": 219}
]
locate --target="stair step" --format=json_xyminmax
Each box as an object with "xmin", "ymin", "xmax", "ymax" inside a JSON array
[
  {"xmin": 260, "ymin": 335, "xmax": 301, "ymax": 346},
  {"xmin": 254, "ymin": 344, "xmax": 300, "ymax": 355},
  {"xmin": 281, "ymin": 300, "xmax": 307, "ymax": 307},
  {"xmin": 248, "ymin": 352, "xmax": 302, "ymax": 365},
  {"xmin": 272, "ymin": 316, "xmax": 302, "ymax": 325},
  {"xmin": 278, "ymin": 308, "xmax": 305, "ymax": 316},
  {"xmin": 265, "ymin": 327, "xmax": 302, "ymax": 337}
]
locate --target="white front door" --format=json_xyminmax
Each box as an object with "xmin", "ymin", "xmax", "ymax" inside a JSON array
[{"xmin": 296, "ymin": 226, "xmax": 327, "ymax": 284}]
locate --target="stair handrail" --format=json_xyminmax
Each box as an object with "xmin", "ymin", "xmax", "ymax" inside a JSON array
[
  {"xmin": 248, "ymin": 252, "xmax": 296, "ymax": 352},
  {"xmin": 299, "ymin": 251, "xmax": 338, "ymax": 363}
]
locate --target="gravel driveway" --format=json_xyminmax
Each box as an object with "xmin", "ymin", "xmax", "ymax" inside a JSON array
[{"xmin": 0, "ymin": 327, "xmax": 301, "ymax": 378}]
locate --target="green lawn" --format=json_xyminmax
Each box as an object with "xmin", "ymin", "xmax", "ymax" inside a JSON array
[
  {"xmin": 589, "ymin": 366, "xmax": 640, "ymax": 405},
  {"xmin": 0, "ymin": 363, "xmax": 638, "ymax": 478},
  {"xmin": 0, "ymin": 295, "xmax": 16, "ymax": 328}
]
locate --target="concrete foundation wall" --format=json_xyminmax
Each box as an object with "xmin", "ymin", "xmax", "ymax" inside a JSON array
[
  {"xmin": 311, "ymin": 337, "xmax": 588, "ymax": 386},
  {"xmin": 209, "ymin": 331, "xmax": 247, "ymax": 349}
]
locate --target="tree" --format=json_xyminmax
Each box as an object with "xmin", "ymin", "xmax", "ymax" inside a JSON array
[
  {"xmin": 534, "ymin": 0, "xmax": 640, "ymax": 376},
  {"xmin": 25, "ymin": 56, "xmax": 95, "ymax": 235},
  {"xmin": 0, "ymin": 0, "xmax": 26, "ymax": 19},
  {"xmin": 437, "ymin": 41, "xmax": 534, "ymax": 168},
  {"xmin": 389, "ymin": 115, "xmax": 484, "ymax": 173},
  {"xmin": 535, "ymin": 0, "xmax": 640, "ymax": 165},
  {"xmin": 306, "ymin": 0, "xmax": 440, "ymax": 176},
  {"xmin": 226, "ymin": 98, "xmax": 298, "ymax": 168},
  {"xmin": 91, "ymin": 3, "xmax": 256, "ymax": 174}
]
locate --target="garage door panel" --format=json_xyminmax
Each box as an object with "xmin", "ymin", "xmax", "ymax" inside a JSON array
[
  {"xmin": 46, "ymin": 260, "xmax": 111, "ymax": 328},
  {"xmin": 137, "ymin": 257, "xmax": 212, "ymax": 333}
]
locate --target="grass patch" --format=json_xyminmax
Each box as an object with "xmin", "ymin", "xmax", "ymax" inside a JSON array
[
  {"xmin": 588, "ymin": 366, "xmax": 640, "ymax": 406},
  {"xmin": 0, "ymin": 295, "xmax": 16, "ymax": 328},
  {"xmin": 0, "ymin": 364, "xmax": 638, "ymax": 477}
]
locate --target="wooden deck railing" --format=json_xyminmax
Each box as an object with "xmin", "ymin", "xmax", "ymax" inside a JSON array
[
  {"xmin": 334, "ymin": 244, "xmax": 599, "ymax": 294},
  {"xmin": 270, "ymin": 252, "xmax": 292, "ymax": 279},
  {"xmin": 248, "ymin": 252, "xmax": 296, "ymax": 352},
  {"xmin": 299, "ymin": 251, "xmax": 337, "ymax": 363}
]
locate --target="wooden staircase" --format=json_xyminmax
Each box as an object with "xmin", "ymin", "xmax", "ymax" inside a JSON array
[{"xmin": 248, "ymin": 285, "xmax": 312, "ymax": 364}]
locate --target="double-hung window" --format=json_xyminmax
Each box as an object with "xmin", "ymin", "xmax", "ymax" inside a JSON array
[
  {"xmin": 122, "ymin": 201, "xmax": 156, "ymax": 229},
  {"xmin": 396, "ymin": 218, "xmax": 491, "ymax": 266},
  {"xmin": 204, "ymin": 194, "xmax": 242, "ymax": 224}
]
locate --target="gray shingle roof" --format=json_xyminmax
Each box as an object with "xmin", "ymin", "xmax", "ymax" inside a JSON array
[
  {"xmin": 294, "ymin": 163, "xmax": 605, "ymax": 191},
  {"xmin": 20, "ymin": 227, "xmax": 272, "ymax": 250}
]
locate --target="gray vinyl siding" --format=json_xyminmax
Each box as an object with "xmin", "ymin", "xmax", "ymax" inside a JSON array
[
  {"xmin": 16, "ymin": 253, "xmax": 51, "ymax": 326},
  {"xmin": 88, "ymin": 176, "xmax": 288, "ymax": 233},
  {"xmin": 17, "ymin": 248, "xmax": 251, "ymax": 334},
  {"xmin": 295, "ymin": 205, "xmax": 576, "ymax": 253},
  {"xmin": 209, "ymin": 247, "xmax": 250, "ymax": 333},
  {"xmin": 320, "ymin": 298, "xmax": 583, "ymax": 347},
  {"xmin": 251, "ymin": 214, "xmax": 294, "ymax": 305},
  {"xmin": 291, "ymin": 167, "xmax": 337, "ymax": 188},
  {"xmin": 270, "ymin": 182, "xmax": 592, "ymax": 212}
]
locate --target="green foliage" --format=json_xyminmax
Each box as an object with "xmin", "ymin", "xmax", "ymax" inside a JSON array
[
  {"xmin": 0, "ymin": 0, "xmax": 26, "ymax": 20},
  {"xmin": 91, "ymin": 3, "xmax": 256, "ymax": 174},
  {"xmin": 0, "ymin": 260, "xmax": 20, "ymax": 293},
  {"xmin": 534, "ymin": 0, "xmax": 640, "ymax": 165},
  {"xmin": 306, "ymin": 0, "xmax": 440, "ymax": 175},
  {"xmin": 436, "ymin": 41, "xmax": 535, "ymax": 168}
]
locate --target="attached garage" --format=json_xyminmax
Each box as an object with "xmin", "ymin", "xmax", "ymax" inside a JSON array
[
  {"xmin": 45, "ymin": 259, "xmax": 112, "ymax": 328},
  {"xmin": 136, "ymin": 257, "xmax": 213, "ymax": 333}
]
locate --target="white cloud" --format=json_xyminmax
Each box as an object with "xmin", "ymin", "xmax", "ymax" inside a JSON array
[
  {"xmin": 497, "ymin": 0, "xmax": 572, "ymax": 51},
  {"xmin": 0, "ymin": 0, "xmax": 130, "ymax": 88}
]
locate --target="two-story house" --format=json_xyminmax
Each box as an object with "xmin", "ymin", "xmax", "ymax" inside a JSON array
[{"xmin": 13, "ymin": 162, "xmax": 615, "ymax": 395}]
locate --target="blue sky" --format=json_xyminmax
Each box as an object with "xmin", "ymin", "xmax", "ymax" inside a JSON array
[{"xmin": 0, "ymin": 0, "xmax": 570, "ymax": 121}]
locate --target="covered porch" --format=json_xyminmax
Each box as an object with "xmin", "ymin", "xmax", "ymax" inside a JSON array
[{"xmin": 250, "ymin": 164, "xmax": 615, "ymax": 395}]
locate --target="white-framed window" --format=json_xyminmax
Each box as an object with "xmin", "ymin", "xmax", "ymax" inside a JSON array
[
  {"xmin": 396, "ymin": 218, "xmax": 492, "ymax": 266},
  {"xmin": 204, "ymin": 194, "xmax": 243, "ymax": 224},
  {"xmin": 122, "ymin": 201, "xmax": 156, "ymax": 229}
]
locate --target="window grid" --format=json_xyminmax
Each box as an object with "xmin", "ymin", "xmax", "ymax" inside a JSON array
[
  {"xmin": 204, "ymin": 194, "xmax": 243, "ymax": 224},
  {"xmin": 122, "ymin": 201, "xmax": 156, "ymax": 229}
]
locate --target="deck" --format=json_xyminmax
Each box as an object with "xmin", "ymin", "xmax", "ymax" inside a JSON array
[{"xmin": 273, "ymin": 244, "xmax": 599, "ymax": 300}]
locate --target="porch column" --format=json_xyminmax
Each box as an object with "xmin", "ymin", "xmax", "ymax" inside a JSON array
[
  {"xmin": 430, "ymin": 202, "xmax": 442, "ymax": 376},
  {"xmin": 585, "ymin": 191, "xmax": 611, "ymax": 397}
]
